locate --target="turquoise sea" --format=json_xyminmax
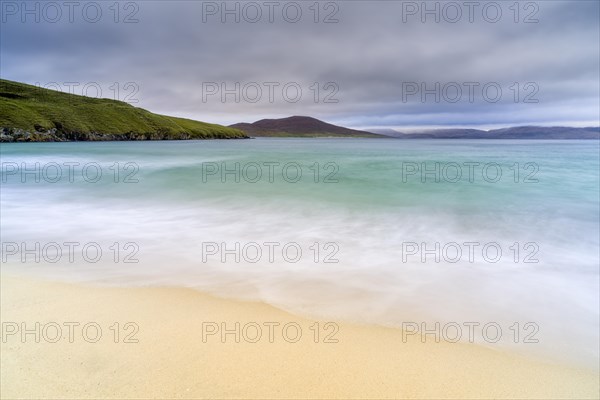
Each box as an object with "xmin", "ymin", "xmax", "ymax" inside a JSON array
[{"xmin": 1, "ymin": 138, "xmax": 598, "ymax": 367}]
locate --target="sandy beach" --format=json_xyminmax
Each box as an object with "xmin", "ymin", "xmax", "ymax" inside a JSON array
[{"xmin": 1, "ymin": 274, "xmax": 598, "ymax": 399}]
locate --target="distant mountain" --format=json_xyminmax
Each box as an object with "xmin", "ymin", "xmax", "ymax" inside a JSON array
[
  {"xmin": 367, "ymin": 126, "xmax": 600, "ymax": 139},
  {"xmin": 230, "ymin": 116, "xmax": 384, "ymax": 138},
  {"xmin": 0, "ymin": 79, "xmax": 248, "ymax": 142},
  {"xmin": 368, "ymin": 128, "xmax": 404, "ymax": 137},
  {"xmin": 482, "ymin": 126, "xmax": 599, "ymax": 139}
]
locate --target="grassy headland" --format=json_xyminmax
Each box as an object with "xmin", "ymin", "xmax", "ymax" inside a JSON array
[{"xmin": 0, "ymin": 79, "xmax": 248, "ymax": 141}]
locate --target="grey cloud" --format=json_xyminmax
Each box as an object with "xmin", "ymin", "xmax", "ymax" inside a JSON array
[{"xmin": 1, "ymin": 0, "xmax": 598, "ymax": 128}]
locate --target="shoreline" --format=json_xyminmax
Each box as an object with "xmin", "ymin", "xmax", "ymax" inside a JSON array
[
  {"xmin": 1, "ymin": 273, "xmax": 599, "ymax": 399},
  {"xmin": 0, "ymin": 127, "xmax": 251, "ymax": 142}
]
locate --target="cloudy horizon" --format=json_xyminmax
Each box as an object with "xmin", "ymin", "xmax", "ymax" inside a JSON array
[{"xmin": 1, "ymin": 0, "xmax": 599, "ymax": 130}]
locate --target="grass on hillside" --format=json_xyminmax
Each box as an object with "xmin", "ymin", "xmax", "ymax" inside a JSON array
[{"xmin": 0, "ymin": 79, "xmax": 247, "ymax": 139}]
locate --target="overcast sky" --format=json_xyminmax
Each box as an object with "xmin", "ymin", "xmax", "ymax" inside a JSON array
[{"xmin": 1, "ymin": 0, "xmax": 599, "ymax": 129}]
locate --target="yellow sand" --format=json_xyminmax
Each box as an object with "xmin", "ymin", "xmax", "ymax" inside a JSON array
[{"xmin": 1, "ymin": 274, "xmax": 598, "ymax": 399}]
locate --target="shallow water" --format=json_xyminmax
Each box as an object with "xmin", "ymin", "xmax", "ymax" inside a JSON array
[{"xmin": 1, "ymin": 138, "xmax": 598, "ymax": 367}]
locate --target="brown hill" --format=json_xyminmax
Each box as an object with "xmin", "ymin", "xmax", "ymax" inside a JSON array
[{"xmin": 230, "ymin": 116, "xmax": 383, "ymax": 138}]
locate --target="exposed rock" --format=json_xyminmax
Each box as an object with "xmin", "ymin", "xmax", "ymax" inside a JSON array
[{"xmin": 0, "ymin": 127, "xmax": 246, "ymax": 142}]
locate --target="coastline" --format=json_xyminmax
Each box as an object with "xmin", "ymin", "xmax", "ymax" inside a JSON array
[
  {"xmin": 1, "ymin": 274, "xmax": 598, "ymax": 399},
  {"xmin": 0, "ymin": 127, "xmax": 250, "ymax": 142}
]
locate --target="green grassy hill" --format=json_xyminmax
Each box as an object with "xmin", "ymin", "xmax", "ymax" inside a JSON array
[{"xmin": 0, "ymin": 79, "xmax": 247, "ymax": 141}]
